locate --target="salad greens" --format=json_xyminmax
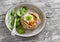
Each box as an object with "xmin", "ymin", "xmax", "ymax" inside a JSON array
[
  {"xmin": 17, "ymin": 7, "xmax": 28, "ymax": 16},
  {"xmin": 16, "ymin": 22, "xmax": 25, "ymax": 34},
  {"xmin": 16, "ymin": 27, "xmax": 25, "ymax": 34},
  {"xmin": 16, "ymin": 17, "xmax": 25, "ymax": 34},
  {"xmin": 20, "ymin": 7, "xmax": 28, "ymax": 14},
  {"xmin": 10, "ymin": 9, "xmax": 17, "ymax": 16},
  {"xmin": 9, "ymin": 13, "xmax": 14, "ymax": 30},
  {"xmin": 9, "ymin": 6, "xmax": 28, "ymax": 34},
  {"xmin": 9, "ymin": 18, "xmax": 14, "ymax": 30}
]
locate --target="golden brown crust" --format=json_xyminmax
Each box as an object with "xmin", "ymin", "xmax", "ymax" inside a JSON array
[{"xmin": 20, "ymin": 12, "xmax": 41, "ymax": 30}]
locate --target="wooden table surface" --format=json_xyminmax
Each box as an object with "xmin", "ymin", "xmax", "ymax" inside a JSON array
[{"xmin": 0, "ymin": 0, "xmax": 60, "ymax": 42}]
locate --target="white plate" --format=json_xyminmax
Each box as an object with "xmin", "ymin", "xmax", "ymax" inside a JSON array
[{"xmin": 5, "ymin": 3, "xmax": 46, "ymax": 37}]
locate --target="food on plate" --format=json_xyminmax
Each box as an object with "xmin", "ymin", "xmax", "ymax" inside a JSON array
[
  {"xmin": 8, "ymin": 6, "xmax": 41, "ymax": 34},
  {"xmin": 21, "ymin": 12, "xmax": 41, "ymax": 30}
]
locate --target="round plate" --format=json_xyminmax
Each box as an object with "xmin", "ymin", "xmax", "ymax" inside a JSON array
[{"xmin": 5, "ymin": 3, "xmax": 46, "ymax": 37}]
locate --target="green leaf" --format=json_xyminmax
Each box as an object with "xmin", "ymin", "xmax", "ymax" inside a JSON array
[
  {"xmin": 16, "ymin": 6, "xmax": 28, "ymax": 17},
  {"xmin": 9, "ymin": 24, "xmax": 13, "ymax": 30},
  {"xmin": 9, "ymin": 18, "xmax": 14, "ymax": 30},
  {"xmin": 8, "ymin": 14, "xmax": 13, "ymax": 20},
  {"xmin": 11, "ymin": 9, "xmax": 15, "ymax": 16},
  {"xmin": 16, "ymin": 17, "xmax": 25, "ymax": 34},
  {"xmin": 20, "ymin": 7, "xmax": 28, "ymax": 15},
  {"xmin": 16, "ymin": 10, "xmax": 21, "ymax": 16},
  {"xmin": 16, "ymin": 18, "xmax": 20, "ymax": 27},
  {"xmin": 10, "ymin": 9, "xmax": 17, "ymax": 16},
  {"xmin": 16, "ymin": 27, "xmax": 25, "ymax": 34}
]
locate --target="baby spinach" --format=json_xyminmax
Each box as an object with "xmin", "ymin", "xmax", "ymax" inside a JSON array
[
  {"xmin": 16, "ymin": 17, "xmax": 25, "ymax": 34},
  {"xmin": 16, "ymin": 27, "xmax": 25, "ymax": 34},
  {"xmin": 9, "ymin": 18, "xmax": 14, "ymax": 30},
  {"xmin": 16, "ymin": 7, "xmax": 28, "ymax": 16},
  {"xmin": 10, "ymin": 9, "xmax": 16, "ymax": 16},
  {"xmin": 9, "ymin": 6, "xmax": 28, "ymax": 34}
]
